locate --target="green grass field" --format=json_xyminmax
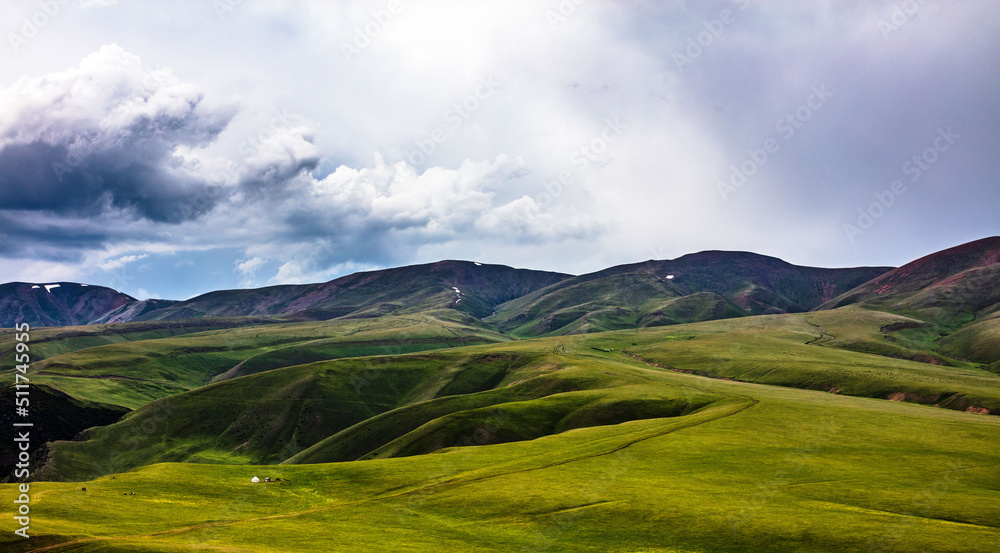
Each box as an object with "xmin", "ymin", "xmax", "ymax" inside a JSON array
[
  {"xmin": 3, "ymin": 359, "xmax": 998, "ymax": 552},
  {"xmin": 2, "ymin": 305, "xmax": 999, "ymax": 551}
]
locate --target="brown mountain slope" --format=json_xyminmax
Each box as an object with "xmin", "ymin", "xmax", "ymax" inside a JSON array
[
  {"xmin": 0, "ymin": 282, "xmax": 135, "ymax": 327},
  {"xmin": 816, "ymin": 236, "xmax": 1000, "ymax": 326}
]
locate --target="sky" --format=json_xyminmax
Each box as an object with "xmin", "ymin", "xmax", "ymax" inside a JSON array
[{"xmin": 0, "ymin": 0, "xmax": 997, "ymax": 300}]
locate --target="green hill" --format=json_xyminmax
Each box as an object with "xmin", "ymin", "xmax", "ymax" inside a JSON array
[
  {"xmin": 33, "ymin": 305, "xmax": 1000, "ymax": 484},
  {"xmin": 0, "ymin": 384, "xmax": 127, "ymax": 482},
  {"xmin": 489, "ymin": 251, "xmax": 890, "ymax": 337},
  {"xmin": 0, "ymin": 317, "xmax": 274, "ymax": 367},
  {"xmin": 36, "ymin": 346, "xmax": 728, "ymax": 481},
  {"xmin": 4, "ymin": 336, "xmax": 999, "ymax": 552},
  {"xmin": 8, "ymin": 313, "xmax": 506, "ymax": 410},
  {"xmin": 2, "ymin": 239, "xmax": 999, "ymax": 551},
  {"xmin": 939, "ymin": 312, "xmax": 1000, "ymax": 372}
]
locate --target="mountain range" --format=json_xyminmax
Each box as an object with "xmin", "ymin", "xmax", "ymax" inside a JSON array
[{"xmin": 1, "ymin": 251, "xmax": 896, "ymax": 332}]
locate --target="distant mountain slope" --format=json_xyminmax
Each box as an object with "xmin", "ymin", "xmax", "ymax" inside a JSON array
[
  {"xmin": 489, "ymin": 251, "xmax": 891, "ymax": 337},
  {"xmin": 0, "ymin": 282, "xmax": 135, "ymax": 327},
  {"xmin": 90, "ymin": 299, "xmax": 180, "ymax": 324},
  {"xmin": 817, "ymin": 236, "xmax": 1000, "ymax": 326},
  {"xmin": 135, "ymin": 260, "xmax": 570, "ymax": 322}
]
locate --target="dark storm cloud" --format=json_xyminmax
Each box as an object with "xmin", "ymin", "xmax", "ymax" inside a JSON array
[
  {"xmin": 0, "ymin": 44, "xmax": 235, "ymax": 226},
  {"xmin": 0, "ymin": 211, "xmax": 113, "ymax": 261},
  {"xmin": 0, "ymin": 140, "xmax": 226, "ymax": 223}
]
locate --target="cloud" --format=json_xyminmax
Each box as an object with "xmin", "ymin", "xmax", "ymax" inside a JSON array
[
  {"xmin": 236, "ymin": 256, "xmax": 266, "ymax": 275},
  {"xmin": 0, "ymin": 211, "xmax": 119, "ymax": 261},
  {"xmin": 0, "ymin": 44, "xmax": 234, "ymax": 223},
  {"xmin": 235, "ymin": 153, "xmax": 604, "ymax": 284},
  {"xmin": 96, "ymin": 254, "xmax": 148, "ymax": 272}
]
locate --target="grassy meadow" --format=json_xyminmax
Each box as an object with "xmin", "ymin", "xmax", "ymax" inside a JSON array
[{"xmin": 2, "ymin": 306, "xmax": 999, "ymax": 551}]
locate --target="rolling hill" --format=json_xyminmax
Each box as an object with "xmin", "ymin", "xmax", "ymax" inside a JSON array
[
  {"xmin": 487, "ymin": 251, "xmax": 891, "ymax": 337},
  {"xmin": 7, "ymin": 326, "xmax": 1000, "ymax": 552},
  {"xmin": 0, "ymin": 261, "xmax": 569, "ymax": 328},
  {"xmin": 8, "ymin": 312, "xmax": 508, "ymax": 410},
  {"xmin": 0, "ymin": 254, "xmax": 892, "ymax": 334}
]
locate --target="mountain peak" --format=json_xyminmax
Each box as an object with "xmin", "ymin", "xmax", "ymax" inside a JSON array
[{"xmin": 0, "ymin": 282, "xmax": 135, "ymax": 327}]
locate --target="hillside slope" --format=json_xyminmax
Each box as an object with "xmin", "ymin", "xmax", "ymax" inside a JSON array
[
  {"xmin": 18, "ymin": 313, "xmax": 507, "ymax": 410},
  {"xmin": 8, "ymin": 372, "xmax": 1000, "ymax": 553},
  {"xmin": 36, "ymin": 348, "xmax": 726, "ymax": 481},
  {"xmin": 817, "ymin": 236, "xmax": 1000, "ymax": 326},
  {"xmin": 0, "ymin": 282, "xmax": 135, "ymax": 327},
  {"xmin": 489, "ymin": 251, "xmax": 891, "ymax": 337},
  {"xmin": 134, "ymin": 260, "xmax": 570, "ymax": 322}
]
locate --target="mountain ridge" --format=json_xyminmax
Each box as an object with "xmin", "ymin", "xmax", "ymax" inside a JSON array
[
  {"xmin": 817, "ymin": 236, "xmax": 1000, "ymax": 326},
  {"xmin": 487, "ymin": 251, "xmax": 892, "ymax": 336},
  {"xmin": 4, "ymin": 239, "xmax": 995, "ymax": 331}
]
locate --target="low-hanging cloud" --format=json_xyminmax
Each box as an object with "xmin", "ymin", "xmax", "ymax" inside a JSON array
[{"xmin": 237, "ymin": 153, "xmax": 604, "ymax": 284}]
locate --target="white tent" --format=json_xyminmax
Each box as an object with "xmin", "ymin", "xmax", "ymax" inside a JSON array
[{"xmin": 251, "ymin": 476, "xmax": 260, "ymax": 483}]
